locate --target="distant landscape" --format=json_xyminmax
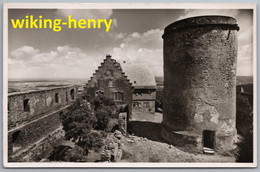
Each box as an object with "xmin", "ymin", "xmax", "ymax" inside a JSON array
[
  {"xmin": 156, "ymin": 76, "xmax": 253, "ymax": 86},
  {"xmin": 8, "ymin": 79, "xmax": 88, "ymax": 93},
  {"xmin": 8, "ymin": 76, "xmax": 253, "ymax": 93}
]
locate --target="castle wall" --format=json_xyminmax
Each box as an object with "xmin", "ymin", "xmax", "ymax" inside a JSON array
[
  {"xmin": 8, "ymin": 86, "xmax": 76, "ymax": 161},
  {"xmin": 161, "ymin": 16, "xmax": 239, "ymax": 153},
  {"xmin": 8, "ymin": 86, "xmax": 76, "ymax": 129}
]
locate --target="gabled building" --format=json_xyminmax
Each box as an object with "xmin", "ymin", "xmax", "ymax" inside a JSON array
[
  {"xmin": 84, "ymin": 55, "xmax": 134, "ymax": 118},
  {"xmin": 121, "ymin": 63, "xmax": 157, "ymax": 113}
]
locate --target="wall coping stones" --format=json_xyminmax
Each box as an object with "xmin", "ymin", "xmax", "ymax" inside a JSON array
[{"xmin": 8, "ymin": 85, "xmax": 76, "ymax": 97}]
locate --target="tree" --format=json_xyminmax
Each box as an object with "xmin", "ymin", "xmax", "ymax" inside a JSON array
[
  {"xmin": 61, "ymin": 97, "xmax": 104, "ymax": 156},
  {"xmin": 235, "ymin": 94, "xmax": 253, "ymax": 162},
  {"xmin": 93, "ymin": 95, "xmax": 118, "ymax": 130},
  {"xmin": 236, "ymin": 112, "xmax": 253, "ymax": 162},
  {"xmin": 63, "ymin": 146, "xmax": 87, "ymax": 162}
]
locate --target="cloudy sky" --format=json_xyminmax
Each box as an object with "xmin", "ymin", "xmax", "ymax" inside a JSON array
[{"xmin": 8, "ymin": 8, "xmax": 253, "ymax": 80}]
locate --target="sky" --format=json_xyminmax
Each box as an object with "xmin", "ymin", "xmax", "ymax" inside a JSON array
[{"xmin": 8, "ymin": 8, "xmax": 253, "ymax": 80}]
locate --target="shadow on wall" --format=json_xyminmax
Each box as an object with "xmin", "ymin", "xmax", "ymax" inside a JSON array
[{"xmin": 128, "ymin": 121, "xmax": 164, "ymax": 143}]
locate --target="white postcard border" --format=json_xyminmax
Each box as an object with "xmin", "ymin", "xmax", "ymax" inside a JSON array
[{"xmin": 2, "ymin": 3, "xmax": 258, "ymax": 168}]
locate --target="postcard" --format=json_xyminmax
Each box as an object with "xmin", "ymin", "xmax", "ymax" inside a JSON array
[{"xmin": 3, "ymin": 3, "xmax": 257, "ymax": 168}]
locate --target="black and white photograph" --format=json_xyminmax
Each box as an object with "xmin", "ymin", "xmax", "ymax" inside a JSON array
[{"xmin": 3, "ymin": 3, "xmax": 257, "ymax": 168}]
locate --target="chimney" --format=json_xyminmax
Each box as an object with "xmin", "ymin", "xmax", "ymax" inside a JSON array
[{"xmin": 123, "ymin": 61, "xmax": 126, "ymax": 63}]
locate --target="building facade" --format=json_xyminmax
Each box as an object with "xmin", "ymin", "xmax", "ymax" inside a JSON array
[
  {"xmin": 84, "ymin": 55, "xmax": 134, "ymax": 119},
  {"xmin": 121, "ymin": 63, "xmax": 157, "ymax": 113}
]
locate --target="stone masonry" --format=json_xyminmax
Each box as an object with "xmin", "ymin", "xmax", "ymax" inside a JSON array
[
  {"xmin": 8, "ymin": 86, "xmax": 77, "ymax": 161},
  {"xmin": 161, "ymin": 16, "xmax": 239, "ymax": 154}
]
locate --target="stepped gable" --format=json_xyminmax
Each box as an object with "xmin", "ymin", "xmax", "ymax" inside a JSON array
[{"xmin": 85, "ymin": 55, "xmax": 134, "ymax": 89}]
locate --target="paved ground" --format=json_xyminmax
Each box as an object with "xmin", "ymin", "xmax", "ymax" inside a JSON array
[{"xmin": 131, "ymin": 109, "xmax": 162, "ymax": 123}]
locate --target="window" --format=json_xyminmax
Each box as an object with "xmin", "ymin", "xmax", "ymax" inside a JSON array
[
  {"xmin": 70, "ymin": 89, "xmax": 75, "ymax": 100},
  {"xmin": 143, "ymin": 101, "xmax": 150, "ymax": 108},
  {"xmin": 65, "ymin": 91, "xmax": 68, "ymax": 102},
  {"xmin": 8, "ymin": 102, "xmax": 10, "ymax": 112},
  {"xmin": 108, "ymin": 80, "xmax": 115, "ymax": 88},
  {"xmin": 23, "ymin": 99, "xmax": 30, "ymax": 112},
  {"xmin": 114, "ymin": 92, "xmax": 123, "ymax": 101},
  {"xmin": 55, "ymin": 93, "xmax": 59, "ymax": 103},
  {"xmin": 133, "ymin": 102, "xmax": 141, "ymax": 108},
  {"xmin": 95, "ymin": 90, "xmax": 104, "ymax": 97}
]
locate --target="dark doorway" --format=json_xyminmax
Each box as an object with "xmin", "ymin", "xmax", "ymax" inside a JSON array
[{"xmin": 203, "ymin": 130, "xmax": 215, "ymax": 149}]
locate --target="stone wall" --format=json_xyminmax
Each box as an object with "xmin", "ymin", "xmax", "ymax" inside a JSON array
[
  {"xmin": 101, "ymin": 131, "xmax": 123, "ymax": 162},
  {"xmin": 8, "ymin": 86, "xmax": 77, "ymax": 129},
  {"xmin": 8, "ymin": 86, "xmax": 76, "ymax": 161},
  {"xmin": 10, "ymin": 127, "xmax": 65, "ymax": 162}
]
